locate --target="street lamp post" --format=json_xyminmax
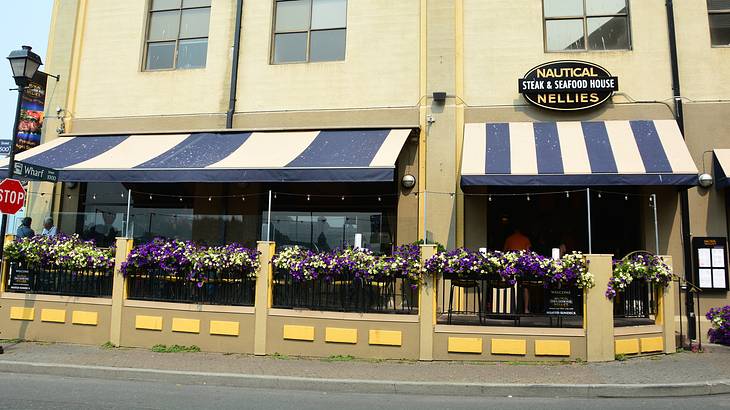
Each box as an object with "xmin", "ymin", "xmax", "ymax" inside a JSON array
[{"xmin": 0, "ymin": 46, "xmax": 43, "ymax": 354}]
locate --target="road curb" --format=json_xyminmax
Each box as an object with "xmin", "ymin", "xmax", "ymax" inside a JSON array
[{"xmin": 0, "ymin": 360, "xmax": 728, "ymax": 398}]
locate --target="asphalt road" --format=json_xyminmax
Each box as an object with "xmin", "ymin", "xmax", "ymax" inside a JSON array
[{"xmin": 1, "ymin": 372, "xmax": 729, "ymax": 410}]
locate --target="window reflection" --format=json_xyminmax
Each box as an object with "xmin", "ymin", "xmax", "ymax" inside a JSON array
[
  {"xmin": 543, "ymin": 0, "xmax": 630, "ymax": 51},
  {"xmin": 269, "ymin": 211, "xmax": 392, "ymax": 254},
  {"xmin": 587, "ymin": 16, "xmax": 629, "ymax": 50}
]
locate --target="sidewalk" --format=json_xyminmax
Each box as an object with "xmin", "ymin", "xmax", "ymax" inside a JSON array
[{"xmin": 0, "ymin": 340, "xmax": 729, "ymax": 398}]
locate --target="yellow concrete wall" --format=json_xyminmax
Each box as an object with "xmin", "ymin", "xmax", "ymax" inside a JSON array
[
  {"xmin": 266, "ymin": 310, "xmax": 420, "ymax": 360},
  {"xmin": 614, "ymin": 332, "xmax": 665, "ymax": 356},
  {"xmin": 0, "ymin": 295, "xmax": 111, "ymax": 345},
  {"xmin": 463, "ymin": 0, "xmax": 673, "ymax": 107},
  {"xmin": 433, "ymin": 327, "xmax": 586, "ymax": 361},
  {"xmin": 120, "ymin": 305, "xmax": 255, "ymax": 354}
]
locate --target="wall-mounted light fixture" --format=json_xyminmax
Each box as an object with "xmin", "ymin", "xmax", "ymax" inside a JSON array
[{"xmin": 401, "ymin": 174, "xmax": 416, "ymax": 189}]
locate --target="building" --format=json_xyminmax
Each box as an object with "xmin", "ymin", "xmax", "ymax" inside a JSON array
[{"xmin": 13, "ymin": 0, "xmax": 730, "ymax": 343}]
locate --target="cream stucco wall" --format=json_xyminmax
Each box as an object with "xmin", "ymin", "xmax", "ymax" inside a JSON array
[
  {"xmin": 67, "ymin": 0, "xmax": 421, "ymax": 130},
  {"xmin": 236, "ymin": 0, "xmax": 421, "ymax": 112},
  {"xmin": 463, "ymin": 0, "xmax": 673, "ymax": 107},
  {"xmin": 675, "ymin": 2, "xmax": 730, "ymax": 101},
  {"xmin": 72, "ymin": 0, "xmax": 236, "ymax": 121}
]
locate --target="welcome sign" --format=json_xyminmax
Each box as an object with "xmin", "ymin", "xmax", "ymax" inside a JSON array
[{"xmin": 518, "ymin": 60, "xmax": 618, "ymax": 111}]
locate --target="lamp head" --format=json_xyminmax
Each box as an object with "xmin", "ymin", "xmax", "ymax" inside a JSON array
[
  {"xmin": 699, "ymin": 173, "xmax": 714, "ymax": 188},
  {"xmin": 7, "ymin": 45, "xmax": 42, "ymax": 87}
]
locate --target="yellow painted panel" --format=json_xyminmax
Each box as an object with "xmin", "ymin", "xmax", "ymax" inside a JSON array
[
  {"xmin": 283, "ymin": 325, "xmax": 315, "ymax": 341},
  {"xmin": 40, "ymin": 309, "xmax": 66, "ymax": 323},
  {"xmin": 172, "ymin": 318, "xmax": 200, "ymax": 334},
  {"xmin": 368, "ymin": 330, "xmax": 402, "ymax": 346},
  {"xmin": 447, "ymin": 337, "xmax": 483, "ymax": 354},
  {"xmin": 535, "ymin": 340, "xmax": 571, "ymax": 357},
  {"xmin": 72, "ymin": 311, "xmax": 99, "ymax": 326},
  {"xmin": 325, "ymin": 327, "xmax": 358, "ymax": 344},
  {"xmin": 10, "ymin": 307, "xmax": 34, "ymax": 321},
  {"xmin": 615, "ymin": 338, "xmax": 640, "ymax": 355},
  {"xmin": 135, "ymin": 315, "xmax": 163, "ymax": 331},
  {"xmin": 640, "ymin": 337, "xmax": 664, "ymax": 353},
  {"xmin": 491, "ymin": 339, "xmax": 527, "ymax": 355},
  {"xmin": 210, "ymin": 320, "xmax": 239, "ymax": 336}
]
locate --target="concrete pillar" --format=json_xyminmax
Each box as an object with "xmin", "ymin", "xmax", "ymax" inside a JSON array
[
  {"xmin": 657, "ymin": 256, "xmax": 677, "ymax": 354},
  {"xmin": 254, "ymin": 241, "xmax": 275, "ymax": 356},
  {"xmin": 584, "ymin": 254, "xmax": 615, "ymax": 362},
  {"xmin": 419, "ymin": 244, "xmax": 438, "ymax": 361},
  {"xmin": 110, "ymin": 237, "xmax": 133, "ymax": 347}
]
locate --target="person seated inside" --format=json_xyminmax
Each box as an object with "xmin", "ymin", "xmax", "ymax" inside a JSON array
[
  {"xmin": 504, "ymin": 225, "xmax": 532, "ymax": 252},
  {"xmin": 41, "ymin": 217, "xmax": 57, "ymax": 236},
  {"xmin": 15, "ymin": 217, "xmax": 34, "ymax": 240},
  {"xmin": 503, "ymin": 224, "xmax": 533, "ymax": 314}
]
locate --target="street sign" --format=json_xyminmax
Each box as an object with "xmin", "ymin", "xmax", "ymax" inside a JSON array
[
  {"xmin": 13, "ymin": 161, "xmax": 58, "ymax": 183},
  {"xmin": 0, "ymin": 140, "xmax": 11, "ymax": 156},
  {"xmin": 0, "ymin": 178, "xmax": 26, "ymax": 215}
]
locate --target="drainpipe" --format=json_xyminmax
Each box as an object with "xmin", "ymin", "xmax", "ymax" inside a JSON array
[
  {"xmin": 665, "ymin": 0, "xmax": 696, "ymax": 343},
  {"xmin": 226, "ymin": 0, "xmax": 244, "ymax": 129}
]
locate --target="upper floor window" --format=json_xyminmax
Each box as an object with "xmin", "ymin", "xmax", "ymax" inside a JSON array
[
  {"xmin": 272, "ymin": 0, "xmax": 347, "ymax": 64},
  {"xmin": 709, "ymin": 0, "xmax": 730, "ymax": 46},
  {"xmin": 543, "ymin": 0, "xmax": 630, "ymax": 52},
  {"xmin": 144, "ymin": 0, "xmax": 211, "ymax": 71}
]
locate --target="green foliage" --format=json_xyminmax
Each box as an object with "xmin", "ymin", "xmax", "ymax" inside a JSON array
[
  {"xmin": 325, "ymin": 354, "xmax": 355, "ymax": 362},
  {"xmin": 151, "ymin": 344, "xmax": 201, "ymax": 353},
  {"xmin": 615, "ymin": 354, "xmax": 627, "ymax": 361},
  {"xmin": 100, "ymin": 341, "xmax": 116, "ymax": 349}
]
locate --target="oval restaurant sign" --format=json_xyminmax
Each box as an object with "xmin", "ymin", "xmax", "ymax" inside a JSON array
[{"xmin": 518, "ymin": 60, "xmax": 619, "ymax": 111}]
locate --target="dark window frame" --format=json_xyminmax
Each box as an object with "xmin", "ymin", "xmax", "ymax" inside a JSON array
[
  {"xmin": 143, "ymin": 0, "xmax": 212, "ymax": 71},
  {"xmin": 708, "ymin": 1, "xmax": 730, "ymax": 47},
  {"xmin": 271, "ymin": 0, "xmax": 348, "ymax": 64},
  {"xmin": 542, "ymin": 0, "xmax": 632, "ymax": 53}
]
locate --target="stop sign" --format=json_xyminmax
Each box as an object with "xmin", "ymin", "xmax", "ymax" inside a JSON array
[{"xmin": 0, "ymin": 178, "xmax": 26, "ymax": 215}]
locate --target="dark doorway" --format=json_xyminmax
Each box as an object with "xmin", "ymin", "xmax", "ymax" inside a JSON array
[{"xmin": 484, "ymin": 187, "xmax": 643, "ymax": 258}]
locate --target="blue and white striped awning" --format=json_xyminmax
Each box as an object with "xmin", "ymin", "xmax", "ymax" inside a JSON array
[
  {"xmin": 2, "ymin": 129, "xmax": 413, "ymax": 183},
  {"xmin": 461, "ymin": 120, "xmax": 698, "ymax": 187}
]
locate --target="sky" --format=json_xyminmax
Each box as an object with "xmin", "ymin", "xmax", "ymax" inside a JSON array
[{"xmin": 1, "ymin": 1, "xmax": 54, "ymax": 141}]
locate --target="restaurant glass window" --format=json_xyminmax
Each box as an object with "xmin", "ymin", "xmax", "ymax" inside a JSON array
[
  {"xmin": 268, "ymin": 211, "xmax": 393, "ymax": 254},
  {"xmin": 544, "ymin": 0, "xmax": 630, "ymax": 52},
  {"xmin": 272, "ymin": 0, "xmax": 347, "ymax": 64},
  {"xmin": 144, "ymin": 0, "xmax": 211, "ymax": 70},
  {"xmin": 70, "ymin": 182, "xmax": 262, "ymax": 248},
  {"xmin": 709, "ymin": 0, "xmax": 730, "ymax": 46}
]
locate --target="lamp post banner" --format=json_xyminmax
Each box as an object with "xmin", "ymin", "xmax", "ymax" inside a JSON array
[{"xmin": 15, "ymin": 71, "xmax": 47, "ymax": 154}]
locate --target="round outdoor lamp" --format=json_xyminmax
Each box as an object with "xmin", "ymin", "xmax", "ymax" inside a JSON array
[
  {"xmin": 699, "ymin": 173, "xmax": 714, "ymax": 188},
  {"xmin": 7, "ymin": 45, "xmax": 42, "ymax": 87},
  {"xmin": 401, "ymin": 174, "xmax": 416, "ymax": 189}
]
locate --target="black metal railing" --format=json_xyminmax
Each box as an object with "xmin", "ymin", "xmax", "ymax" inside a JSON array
[
  {"xmin": 272, "ymin": 269, "xmax": 418, "ymax": 314},
  {"xmin": 437, "ymin": 274, "xmax": 584, "ymax": 328},
  {"xmin": 614, "ymin": 279, "xmax": 655, "ymax": 320},
  {"xmin": 127, "ymin": 269, "xmax": 255, "ymax": 306},
  {"xmin": 6, "ymin": 262, "xmax": 113, "ymax": 298}
]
